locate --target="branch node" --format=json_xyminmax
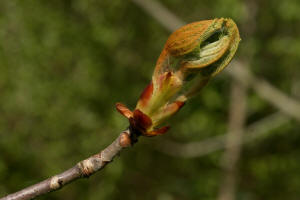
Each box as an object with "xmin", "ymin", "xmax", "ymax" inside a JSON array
[
  {"xmin": 50, "ymin": 176, "xmax": 62, "ymax": 190},
  {"xmin": 119, "ymin": 131, "xmax": 132, "ymax": 147},
  {"xmin": 78, "ymin": 159, "xmax": 95, "ymax": 177},
  {"xmin": 129, "ymin": 126, "xmax": 140, "ymax": 145}
]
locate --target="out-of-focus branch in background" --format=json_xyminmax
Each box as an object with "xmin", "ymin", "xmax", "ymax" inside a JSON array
[
  {"xmin": 155, "ymin": 112, "xmax": 288, "ymax": 158},
  {"xmin": 229, "ymin": 61, "xmax": 300, "ymax": 121},
  {"xmin": 217, "ymin": 79, "xmax": 247, "ymax": 200},
  {"xmin": 131, "ymin": 0, "xmax": 184, "ymax": 31},
  {"xmin": 218, "ymin": 1, "xmax": 256, "ymax": 198}
]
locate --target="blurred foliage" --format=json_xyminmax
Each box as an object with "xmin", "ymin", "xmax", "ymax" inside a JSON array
[{"xmin": 0, "ymin": 0, "xmax": 299, "ymax": 200}]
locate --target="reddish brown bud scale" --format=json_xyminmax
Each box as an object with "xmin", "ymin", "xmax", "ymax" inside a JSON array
[
  {"xmin": 163, "ymin": 101, "xmax": 185, "ymax": 115},
  {"xmin": 132, "ymin": 109, "xmax": 153, "ymax": 131},
  {"xmin": 154, "ymin": 126, "xmax": 170, "ymax": 135},
  {"xmin": 116, "ymin": 103, "xmax": 133, "ymax": 119},
  {"xmin": 145, "ymin": 126, "xmax": 170, "ymax": 137},
  {"xmin": 174, "ymin": 101, "xmax": 185, "ymax": 109},
  {"xmin": 137, "ymin": 81, "xmax": 153, "ymax": 108}
]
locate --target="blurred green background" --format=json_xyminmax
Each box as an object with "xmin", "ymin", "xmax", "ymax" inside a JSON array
[{"xmin": 0, "ymin": 0, "xmax": 300, "ymax": 199}]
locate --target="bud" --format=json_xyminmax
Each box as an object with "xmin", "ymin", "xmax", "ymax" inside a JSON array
[{"xmin": 117, "ymin": 18, "xmax": 240, "ymax": 136}]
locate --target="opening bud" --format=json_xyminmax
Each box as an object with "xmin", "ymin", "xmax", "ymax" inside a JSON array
[{"xmin": 117, "ymin": 18, "xmax": 240, "ymax": 136}]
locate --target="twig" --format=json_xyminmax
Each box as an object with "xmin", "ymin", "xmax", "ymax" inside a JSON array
[
  {"xmin": 131, "ymin": 0, "xmax": 300, "ymax": 122},
  {"xmin": 0, "ymin": 129, "xmax": 134, "ymax": 200},
  {"xmin": 155, "ymin": 112, "xmax": 289, "ymax": 158}
]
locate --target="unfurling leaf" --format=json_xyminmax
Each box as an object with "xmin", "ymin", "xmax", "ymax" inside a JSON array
[{"xmin": 117, "ymin": 18, "xmax": 240, "ymax": 136}]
